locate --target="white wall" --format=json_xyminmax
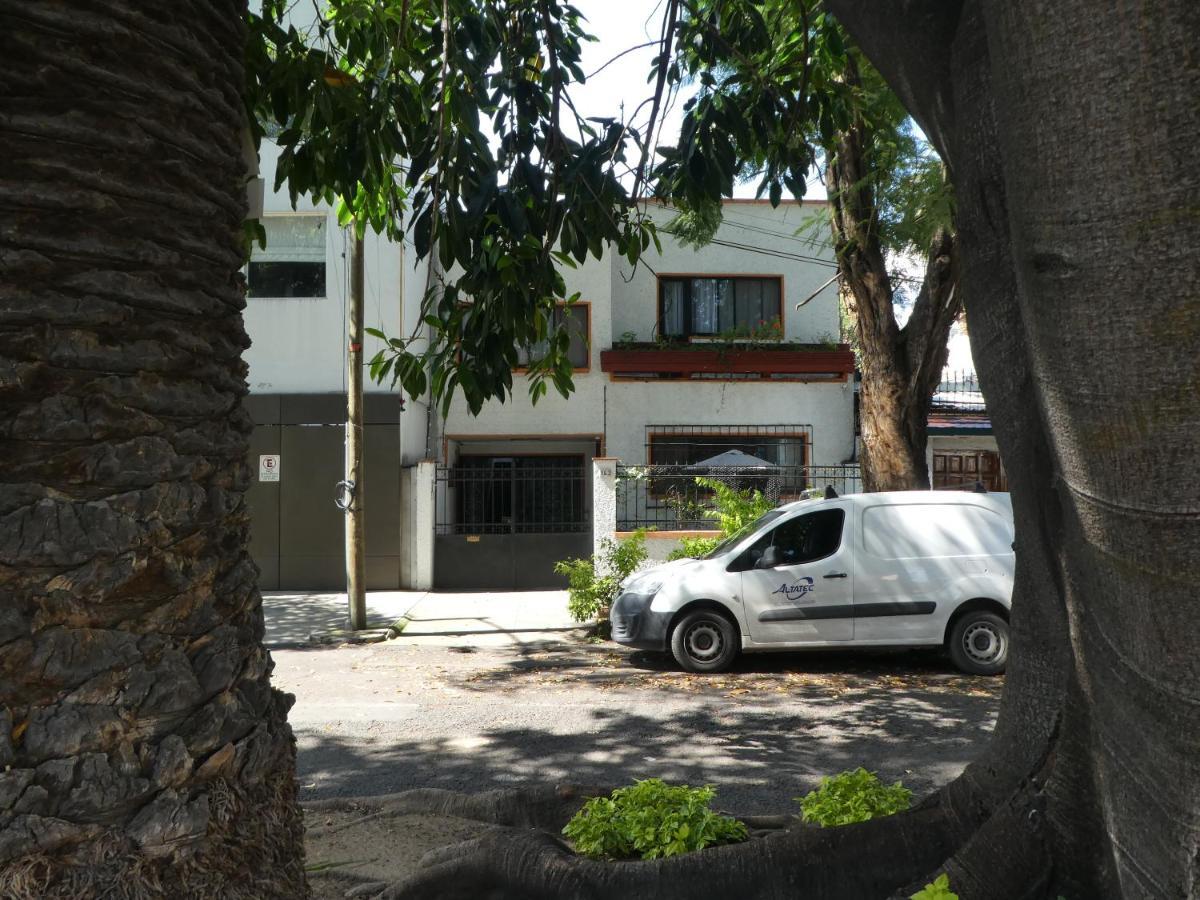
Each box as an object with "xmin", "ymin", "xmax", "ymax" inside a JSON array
[
  {"xmin": 441, "ymin": 364, "xmax": 853, "ymax": 466},
  {"xmin": 439, "ymin": 200, "xmax": 851, "ymax": 464},
  {"xmin": 611, "ymin": 201, "xmax": 839, "ymax": 344},
  {"xmin": 439, "ymin": 252, "xmax": 612, "ymax": 440},
  {"xmin": 242, "ymin": 143, "xmax": 412, "ymax": 397},
  {"xmin": 603, "ymin": 379, "xmax": 854, "ymax": 466}
]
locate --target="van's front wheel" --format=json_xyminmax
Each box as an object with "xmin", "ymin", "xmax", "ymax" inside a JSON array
[
  {"xmin": 670, "ymin": 610, "xmax": 738, "ymax": 673},
  {"xmin": 948, "ymin": 611, "xmax": 1009, "ymax": 675}
]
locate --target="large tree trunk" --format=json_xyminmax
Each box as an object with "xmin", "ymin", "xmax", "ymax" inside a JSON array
[
  {"xmin": 827, "ymin": 68, "xmax": 960, "ymax": 492},
  {"xmin": 826, "ymin": 0, "xmax": 1200, "ymax": 895},
  {"xmin": 362, "ymin": 2, "xmax": 1200, "ymax": 898},
  {"xmin": 0, "ymin": 2, "xmax": 307, "ymax": 896}
]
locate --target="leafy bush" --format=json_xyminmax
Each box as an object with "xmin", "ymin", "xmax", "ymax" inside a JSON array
[
  {"xmin": 665, "ymin": 477, "xmax": 775, "ymax": 561},
  {"xmin": 666, "ymin": 534, "xmax": 721, "ymax": 561},
  {"xmin": 911, "ymin": 874, "xmax": 958, "ymax": 900},
  {"xmin": 563, "ymin": 779, "xmax": 748, "ymax": 860},
  {"xmin": 555, "ymin": 530, "xmax": 648, "ymax": 626},
  {"xmin": 795, "ymin": 768, "xmax": 912, "ymax": 827},
  {"xmin": 695, "ymin": 477, "xmax": 774, "ymax": 535}
]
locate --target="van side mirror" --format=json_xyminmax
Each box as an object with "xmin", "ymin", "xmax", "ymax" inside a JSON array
[{"xmin": 756, "ymin": 546, "xmax": 781, "ymax": 569}]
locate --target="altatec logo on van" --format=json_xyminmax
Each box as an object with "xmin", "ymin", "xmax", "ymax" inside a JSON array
[{"xmin": 771, "ymin": 577, "xmax": 815, "ymax": 601}]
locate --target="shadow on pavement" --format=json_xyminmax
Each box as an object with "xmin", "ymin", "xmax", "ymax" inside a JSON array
[{"xmin": 294, "ymin": 651, "xmax": 999, "ymax": 815}]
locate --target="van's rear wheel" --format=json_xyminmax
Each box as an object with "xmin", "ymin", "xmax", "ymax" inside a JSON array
[
  {"xmin": 948, "ymin": 611, "xmax": 1009, "ymax": 675},
  {"xmin": 670, "ymin": 610, "xmax": 738, "ymax": 673}
]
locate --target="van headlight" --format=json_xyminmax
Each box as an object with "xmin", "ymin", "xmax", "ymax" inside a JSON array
[{"xmin": 625, "ymin": 576, "xmax": 661, "ymax": 598}]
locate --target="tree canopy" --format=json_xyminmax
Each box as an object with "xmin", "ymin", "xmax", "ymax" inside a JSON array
[
  {"xmin": 246, "ymin": 0, "xmax": 657, "ymax": 413},
  {"xmin": 247, "ymin": 0, "xmax": 954, "ymax": 414}
]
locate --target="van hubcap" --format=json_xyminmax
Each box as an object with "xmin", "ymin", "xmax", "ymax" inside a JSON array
[
  {"xmin": 962, "ymin": 622, "xmax": 1003, "ymax": 663},
  {"xmin": 684, "ymin": 622, "xmax": 723, "ymax": 661}
]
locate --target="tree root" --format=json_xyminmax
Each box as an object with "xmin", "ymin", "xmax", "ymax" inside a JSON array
[{"xmin": 362, "ymin": 804, "xmax": 957, "ymax": 900}]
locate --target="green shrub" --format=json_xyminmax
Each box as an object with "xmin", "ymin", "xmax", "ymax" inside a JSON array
[
  {"xmin": 563, "ymin": 779, "xmax": 748, "ymax": 860},
  {"xmin": 911, "ymin": 874, "xmax": 958, "ymax": 900},
  {"xmin": 555, "ymin": 530, "xmax": 648, "ymax": 626},
  {"xmin": 795, "ymin": 768, "xmax": 912, "ymax": 827},
  {"xmin": 694, "ymin": 477, "xmax": 774, "ymax": 535},
  {"xmin": 666, "ymin": 535, "xmax": 720, "ymax": 561},
  {"xmin": 666, "ymin": 478, "xmax": 775, "ymax": 561}
]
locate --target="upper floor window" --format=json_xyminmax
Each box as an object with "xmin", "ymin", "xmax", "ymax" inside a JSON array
[
  {"xmin": 516, "ymin": 303, "xmax": 590, "ymax": 370},
  {"xmin": 247, "ymin": 215, "xmax": 327, "ymax": 298},
  {"xmin": 658, "ymin": 276, "xmax": 782, "ymax": 339}
]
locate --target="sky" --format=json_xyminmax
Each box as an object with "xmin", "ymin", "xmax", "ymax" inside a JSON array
[{"xmin": 566, "ymin": 0, "xmax": 828, "ymax": 201}]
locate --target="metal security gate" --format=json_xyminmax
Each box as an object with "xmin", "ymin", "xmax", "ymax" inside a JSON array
[{"xmin": 433, "ymin": 456, "xmax": 590, "ymax": 590}]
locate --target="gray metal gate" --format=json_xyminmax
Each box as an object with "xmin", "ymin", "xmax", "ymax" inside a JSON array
[{"xmin": 433, "ymin": 456, "xmax": 590, "ymax": 590}]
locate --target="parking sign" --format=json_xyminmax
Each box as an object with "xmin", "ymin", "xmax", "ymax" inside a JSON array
[{"xmin": 258, "ymin": 454, "xmax": 280, "ymax": 482}]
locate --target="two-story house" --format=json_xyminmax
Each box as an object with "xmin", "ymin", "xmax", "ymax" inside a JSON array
[{"xmin": 242, "ymin": 146, "xmax": 855, "ymax": 591}]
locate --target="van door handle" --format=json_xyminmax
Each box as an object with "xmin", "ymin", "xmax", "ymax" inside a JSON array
[{"xmin": 824, "ymin": 572, "xmax": 848, "ymax": 579}]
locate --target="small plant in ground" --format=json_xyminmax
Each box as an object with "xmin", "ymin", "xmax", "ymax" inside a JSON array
[
  {"xmin": 563, "ymin": 779, "xmax": 748, "ymax": 860},
  {"xmin": 911, "ymin": 873, "xmax": 958, "ymax": 900},
  {"xmin": 795, "ymin": 768, "xmax": 912, "ymax": 827},
  {"xmin": 555, "ymin": 530, "xmax": 648, "ymax": 631}
]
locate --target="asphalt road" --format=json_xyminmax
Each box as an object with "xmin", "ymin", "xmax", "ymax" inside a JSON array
[{"xmin": 272, "ymin": 640, "xmax": 1001, "ymax": 816}]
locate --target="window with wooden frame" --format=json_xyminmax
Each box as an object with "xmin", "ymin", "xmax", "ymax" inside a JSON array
[
  {"xmin": 643, "ymin": 425, "xmax": 811, "ymax": 501},
  {"xmin": 515, "ymin": 303, "xmax": 590, "ymax": 370},
  {"xmin": 658, "ymin": 276, "xmax": 783, "ymax": 339}
]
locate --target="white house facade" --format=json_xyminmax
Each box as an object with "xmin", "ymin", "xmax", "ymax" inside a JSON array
[{"xmin": 241, "ymin": 146, "xmax": 856, "ymax": 590}]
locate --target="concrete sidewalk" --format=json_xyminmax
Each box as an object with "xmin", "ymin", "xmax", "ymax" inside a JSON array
[{"xmin": 263, "ymin": 589, "xmax": 579, "ymax": 648}]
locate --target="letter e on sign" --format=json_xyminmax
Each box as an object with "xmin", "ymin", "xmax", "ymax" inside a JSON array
[{"xmin": 259, "ymin": 454, "xmax": 280, "ymax": 482}]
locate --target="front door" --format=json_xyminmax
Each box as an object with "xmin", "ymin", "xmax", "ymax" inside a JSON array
[{"xmin": 738, "ymin": 506, "xmax": 854, "ymax": 643}]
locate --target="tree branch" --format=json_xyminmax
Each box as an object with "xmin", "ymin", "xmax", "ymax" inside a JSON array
[
  {"xmin": 900, "ymin": 227, "xmax": 960, "ymax": 399},
  {"xmin": 632, "ymin": 0, "xmax": 679, "ymax": 200}
]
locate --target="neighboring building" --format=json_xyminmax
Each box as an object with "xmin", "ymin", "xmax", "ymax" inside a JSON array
[
  {"xmin": 242, "ymin": 145, "xmax": 855, "ymax": 590},
  {"xmin": 927, "ymin": 372, "xmax": 1007, "ymax": 492},
  {"xmin": 240, "ymin": 144, "xmax": 424, "ymax": 591}
]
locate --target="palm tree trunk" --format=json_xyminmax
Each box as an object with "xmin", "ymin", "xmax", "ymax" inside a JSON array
[{"xmin": 0, "ymin": 2, "xmax": 307, "ymax": 896}]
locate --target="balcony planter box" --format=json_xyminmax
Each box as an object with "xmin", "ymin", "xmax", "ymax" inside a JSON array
[{"xmin": 600, "ymin": 344, "xmax": 855, "ymax": 377}]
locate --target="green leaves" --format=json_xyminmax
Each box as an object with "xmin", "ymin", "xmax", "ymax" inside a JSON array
[
  {"xmin": 656, "ymin": 0, "xmax": 951, "ymax": 264},
  {"xmin": 245, "ymin": 0, "xmax": 653, "ymax": 414},
  {"xmin": 693, "ymin": 477, "xmax": 775, "ymax": 536},
  {"xmin": 795, "ymin": 767, "xmax": 912, "ymax": 827},
  {"xmin": 911, "ymin": 874, "xmax": 959, "ymax": 900},
  {"xmin": 666, "ymin": 535, "xmax": 720, "ymax": 561},
  {"xmin": 555, "ymin": 530, "xmax": 649, "ymax": 624},
  {"xmin": 563, "ymin": 779, "xmax": 748, "ymax": 860}
]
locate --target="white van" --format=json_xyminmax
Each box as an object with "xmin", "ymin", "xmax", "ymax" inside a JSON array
[{"xmin": 611, "ymin": 491, "xmax": 1014, "ymax": 675}]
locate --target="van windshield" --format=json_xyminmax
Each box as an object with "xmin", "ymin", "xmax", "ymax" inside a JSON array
[{"xmin": 701, "ymin": 509, "xmax": 787, "ymax": 559}]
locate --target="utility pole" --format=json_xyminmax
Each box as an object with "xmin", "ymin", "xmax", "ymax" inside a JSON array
[{"xmin": 346, "ymin": 230, "xmax": 367, "ymax": 629}]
